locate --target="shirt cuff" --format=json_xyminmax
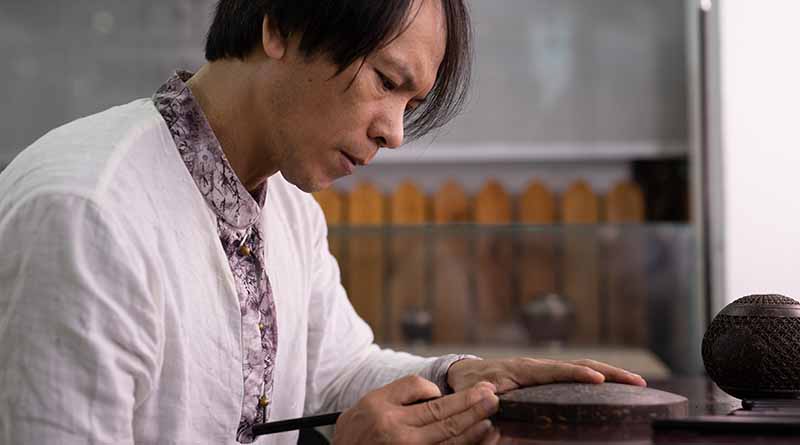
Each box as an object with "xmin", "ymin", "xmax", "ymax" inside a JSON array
[{"xmin": 422, "ymin": 354, "xmax": 482, "ymax": 395}]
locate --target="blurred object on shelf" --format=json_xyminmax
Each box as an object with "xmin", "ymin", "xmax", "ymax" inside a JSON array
[
  {"xmin": 521, "ymin": 293, "xmax": 575, "ymax": 347},
  {"xmin": 400, "ymin": 307, "xmax": 433, "ymax": 345},
  {"xmin": 633, "ymin": 159, "xmax": 689, "ymax": 222}
]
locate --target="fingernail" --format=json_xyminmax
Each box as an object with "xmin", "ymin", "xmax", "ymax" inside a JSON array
[
  {"xmin": 481, "ymin": 393, "xmax": 499, "ymax": 412},
  {"xmin": 632, "ymin": 373, "xmax": 646, "ymax": 381}
]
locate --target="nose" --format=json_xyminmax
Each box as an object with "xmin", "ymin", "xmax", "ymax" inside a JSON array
[{"xmin": 368, "ymin": 104, "xmax": 405, "ymax": 149}]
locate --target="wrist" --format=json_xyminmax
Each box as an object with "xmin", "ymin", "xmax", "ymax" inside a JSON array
[{"xmin": 446, "ymin": 357, "xmax": 481, "ymax": 391}]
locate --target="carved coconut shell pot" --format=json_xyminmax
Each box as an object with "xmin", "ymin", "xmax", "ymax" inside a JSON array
[{"xmin": 702, "ymin": 294, "xmax": 800, "ymax": 400}]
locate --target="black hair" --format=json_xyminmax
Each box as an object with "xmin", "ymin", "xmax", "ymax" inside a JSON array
[{"xmin": 205, "ymin": 0, "xmax": 473, "ymax": 142}]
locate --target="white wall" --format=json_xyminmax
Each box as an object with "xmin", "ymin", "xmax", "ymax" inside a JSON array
[{"xmin": 718, "ymin": 1, "xmax": 800, "ymax": 303}]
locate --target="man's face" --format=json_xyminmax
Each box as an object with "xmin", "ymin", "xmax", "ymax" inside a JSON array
[{"xmin": 256, "ymin": 0, "xmax": 447, "ymax": 193}]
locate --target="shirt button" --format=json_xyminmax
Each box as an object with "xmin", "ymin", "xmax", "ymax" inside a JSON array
[
  {"xmin": 258, "ymin": 322, "xmax": 265, "ymax": 331},
  {"xmin": 259, "ymin": 395, "xmax": 270, "ymax": 407},
  {"xmin": 239, "ymin": 244, "xmax": 251, "ymax": 257}
]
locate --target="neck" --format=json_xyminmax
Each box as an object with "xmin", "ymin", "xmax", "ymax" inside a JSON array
[{"xmin": 186, "ymin": 61, "xmax": 281, "ymax": 192}]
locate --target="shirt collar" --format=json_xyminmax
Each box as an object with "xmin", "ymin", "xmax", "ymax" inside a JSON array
[{"xmin": 152, "ymin": 71, "xmax": 266, "ymax": 230}]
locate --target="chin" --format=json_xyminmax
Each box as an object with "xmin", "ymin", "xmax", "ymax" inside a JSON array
[{"xmin": 283, "ymin": 170, "xmax": 332, "ymax": 194}]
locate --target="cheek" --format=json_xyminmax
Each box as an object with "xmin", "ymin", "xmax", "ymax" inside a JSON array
[
  {"xmin": 286, "ymin": 74, "xmax": 379, "ymax": 146},
  {"xmin": 311, "ymin": 102, "xmax": 370, "ymax": 143}
]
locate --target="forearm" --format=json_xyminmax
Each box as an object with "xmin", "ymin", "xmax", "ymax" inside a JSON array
[{"xmin": 317, "ymin": 345, "xmax": 478, "ymax": 412}]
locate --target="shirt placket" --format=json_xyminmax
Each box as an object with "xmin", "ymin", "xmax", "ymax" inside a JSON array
[
  {"xmin": 232, "ymin": 223, "xmax": 275, "ymax": 440},
  {"xmin": 153, "ymin": 72, "xmax": 276, "ymax": 443}
]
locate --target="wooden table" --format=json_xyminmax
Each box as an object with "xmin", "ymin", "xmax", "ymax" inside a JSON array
[{"xmin": 495, "ymin": 377, "xmax": 800, "ymax": 444}]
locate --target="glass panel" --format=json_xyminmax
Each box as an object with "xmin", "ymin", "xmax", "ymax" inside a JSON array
[{"xmin": 329, "ymin": 224, "xmax": 702, "ymax": 375}]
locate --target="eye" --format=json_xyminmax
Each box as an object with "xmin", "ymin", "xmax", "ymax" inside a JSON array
[{"xmin": 376, "ymin": 70, "xmax": 397, "ymax": 92}]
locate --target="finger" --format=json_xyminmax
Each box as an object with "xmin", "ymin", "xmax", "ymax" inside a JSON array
[
  {"xmin": 569, "ymin": 359, "xmax": 647, "ymax": 386},
  {"xmin": 383, "ymin": 375, "xmax": 442, "ymax": 405},
  {"xmin": 418, "ymin": 387, "xmax": 499, "ymax": 442},
  {"xmin": 513, "ymin": 359, "xmax": 606, "ymax": 386},
  {"xmin": 438, "ymin": 419, "xmax": 493, "ymax": 445},
  {"xmin": 496, "ymin": 433, "xmax": 516, "ymax": 445},
  {"xmin": 411, "ymin": 381, "xmax": 496, "ymax": 426},
  {"xmin": 480, "ymin": 427, "xmax": 502, "ymax": 445}
]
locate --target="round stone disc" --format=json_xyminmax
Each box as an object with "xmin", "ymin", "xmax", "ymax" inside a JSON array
[{"xmin": 497, "ymin": 383, "xmax": 688, "ymax": 425}]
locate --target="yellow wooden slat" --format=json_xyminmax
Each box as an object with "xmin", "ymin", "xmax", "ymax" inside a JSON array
[
  {"xmin": 606, "ymin": 181, "xmax": 645, "ymax": 223},
  {"xmin": 605, "ymin": 181, "xmax": 648, "ymax": 346},
  {"xmin": 348, "ymin": 182, "xmax": 384, "ymax": 226},
  {"xmin": 518, "ymin": 181, "xmax": 557, "ymax": 309},
  {"xmin": 434, "ymin": 179, "xmax": 471, "ymax": 223},
  {"xmin": 313, "ymin": 188, "xmax": 345, "ymax": 225},
  {"xmin": 313, "ymin": 188, "xmax": 347, "ymax": 288},
  {"xmin": 562, "ymin": 180, "xmax": 599, "ymax": 224},
  {"xmin": 346, "ymin": 182, "xmax": 386, "ymax": 340},
  {"xmin": 475, "ymin": 179, "xmax": 512, "ymax": 224},
  {"xmin": 432, "ymin": 180, "xmax": 471, "ymax": 344},
  {"xmin": 519, "ymin": 180, "xmax": 556, "ymax": 224},
  {"xmin": 388, "ymin": 181, "xmax": 428, "ymax": 343},
  {"xmin": 391, "ymin": 180, "xmax": 428, "ymax": 225},
  {"xmin": 474, "ymin": 179, "xmax": 514, "ymax": 343},
  {"xmin": 561, "ymin": 180, "xmax": 600, "ymax": 344}
]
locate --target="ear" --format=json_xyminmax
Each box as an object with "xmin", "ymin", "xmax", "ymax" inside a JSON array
[{"xmin": 261, "ymin": 15, "xmax": 287, "ymax": 60}]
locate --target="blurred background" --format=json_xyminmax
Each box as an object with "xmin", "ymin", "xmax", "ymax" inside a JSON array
[{"xmin": 2, "ymin": 1, "xmax": 799, "ymax": 380}]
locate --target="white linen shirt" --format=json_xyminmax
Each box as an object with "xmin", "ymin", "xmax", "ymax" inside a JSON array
[{"xmin": 0, "ymin": 98, "xmax": 467, "ymax": 444}]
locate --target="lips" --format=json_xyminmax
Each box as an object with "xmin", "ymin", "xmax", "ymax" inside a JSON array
[
  {"xmin": 341, "ymin": 151, "xmax": 365, "ymax": 166},
  {"xmin": 338, "ymin": 149, "xmax": 376, "ymax": 176},
  {"xmin": 339, "ymin": 150, "xmax": 356, "ymax": 175}
]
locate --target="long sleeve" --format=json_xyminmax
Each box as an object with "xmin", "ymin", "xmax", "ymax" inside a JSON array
[
  {"xmin": 302, "ymin": 201, "xmax": 474, "ymax": 416},
  {"xmin": 0, "ymin": 193, "xmax": 160, "ymax": 444}
]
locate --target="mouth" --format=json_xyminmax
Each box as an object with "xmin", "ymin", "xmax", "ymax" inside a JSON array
[
  {"xmin": 338, "ymin": 150, "xmax": 358, "ymax": 175},
  {"xmin": 340, "ymin": 150, "xmax": 366, "ymax": 166}
]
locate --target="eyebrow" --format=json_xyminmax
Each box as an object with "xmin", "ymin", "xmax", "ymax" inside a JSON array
[{"xmin": 381, "ymin": 54, "xmax": 430, "ymax": 103}]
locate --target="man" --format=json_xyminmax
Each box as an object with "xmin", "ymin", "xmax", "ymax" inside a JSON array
[{"xmin": 0, "ymin": 0, "xmax": 645, "ymax": 443}]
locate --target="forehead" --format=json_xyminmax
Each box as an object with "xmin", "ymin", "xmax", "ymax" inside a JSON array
[{"xmin": 377, "ymin": 0, "xmax": 447, "ymax": 92}]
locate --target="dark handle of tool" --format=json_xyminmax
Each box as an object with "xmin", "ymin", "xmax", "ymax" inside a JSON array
[{"xmin": 251, "ymin": 396, "xmax": 441, "ymax": 437}]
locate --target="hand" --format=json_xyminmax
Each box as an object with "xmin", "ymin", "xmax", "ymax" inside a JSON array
[
  {"xmin": 447, "ymin": 358, "xmax": 647, "ymax": 394},
  {"xmin": 333, "ymin": 375, "xmax": 499, "ymax": 444}
]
